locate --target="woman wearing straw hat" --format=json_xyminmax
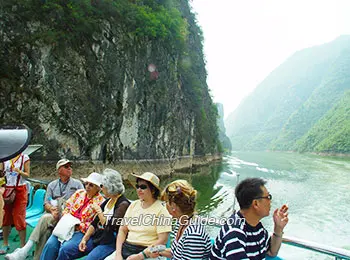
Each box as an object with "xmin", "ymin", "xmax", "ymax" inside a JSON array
[
  {"xmin": 107, "ymin": 172, "xmax": 172, "ymax": 260},
  {"xmin": 147, "ymin": 180, "xmax": 211, "ymax": 260},
  {"xmin": 40, "ymin": 172, "xmax": 105, "ymax": 260}
]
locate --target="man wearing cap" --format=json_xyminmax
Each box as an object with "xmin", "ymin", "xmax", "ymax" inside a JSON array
[{"xmin": 5, "ymin": 159, "xmax": 83, "ymax": 260}]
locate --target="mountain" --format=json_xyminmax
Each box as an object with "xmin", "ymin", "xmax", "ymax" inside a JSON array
[
  {"xmin": 296, "ymin": 91, "xmax": 350, "ymax": 153},
  {"xmin": 225, "ymin": 36, "xmax": 350, "ymax": 154},
  {"xmin": 216, "ymin": 103, "xmax": 232, "ymax": 153},
  {"xmin": 0, "ymin": 0, "xmax": 219, "ymax": 161}
]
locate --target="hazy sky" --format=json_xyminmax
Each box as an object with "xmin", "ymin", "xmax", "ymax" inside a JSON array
[{"xmin": 191, "ymin": 0, "xmax": 350, "ymax": 118}]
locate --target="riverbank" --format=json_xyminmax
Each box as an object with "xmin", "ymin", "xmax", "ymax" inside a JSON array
[{"xmin": 30, "ymin": 154, "xmax": 222, "ymax": 181}]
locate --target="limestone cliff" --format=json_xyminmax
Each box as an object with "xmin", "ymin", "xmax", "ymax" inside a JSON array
[
  {"xmin": 0, "ymin": 0, "xmax": 219, "ymax": 162},
  {"xmin": 216, "ymin": 103, "xmax": 232, "ymax": 153}
]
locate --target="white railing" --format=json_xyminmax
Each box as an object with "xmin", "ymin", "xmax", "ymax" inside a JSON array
[{"xmin": 282, "ymin": 235, "xmax": 350, "ymax": 260}]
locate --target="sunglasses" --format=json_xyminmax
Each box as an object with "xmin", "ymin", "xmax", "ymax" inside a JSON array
[
  {"xmin": 135, "ymin": 184, "xmax": 148, "ymax": 190},
  {"xmin": 255, "ymin": 194, "xmax": 272, "ymax": 200},
  {"xmin": 63, "ymin": 165, "xmax": 72, "ymax": 169},
  {"xmin": 85, "ymin": 182, "xmax": 96, "ymax": 188}
]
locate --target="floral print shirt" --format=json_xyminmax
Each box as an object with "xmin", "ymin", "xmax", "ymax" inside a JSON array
[{"xmin": 63, "ymin": 189, "xmax": 104, "ymax": 233}]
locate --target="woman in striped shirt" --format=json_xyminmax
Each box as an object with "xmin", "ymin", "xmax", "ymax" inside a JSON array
[{"xmin": 147, "ymin": 180, "xmax": 211, "ymax": 260}]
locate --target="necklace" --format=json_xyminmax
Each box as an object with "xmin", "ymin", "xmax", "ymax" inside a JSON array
[{"xmin": 141, "ymin": 199, "xmax": 155, "ymax": 209}]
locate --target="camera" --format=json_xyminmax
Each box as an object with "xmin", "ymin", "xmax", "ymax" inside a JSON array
[{"xmin": 149, "ymin": 245, "xmax": 166, "ymax": 253}]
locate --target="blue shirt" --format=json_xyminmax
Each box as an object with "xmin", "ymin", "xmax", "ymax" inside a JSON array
[{"xmin": 44, "ymin": 177, "xmax": 84, "ymax": 204}]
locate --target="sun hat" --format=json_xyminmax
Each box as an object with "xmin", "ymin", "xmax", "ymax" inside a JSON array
[
  {"xmin": 128, "ymin": 172, "xmax": 160, "ymax": 192},
  {"xmin": 81, "ymin": 172, "xmax": 103, "ymax": 187},
  {"xmin": 56, "ymin": 159, "xmax": 72, "ymax": 170}
]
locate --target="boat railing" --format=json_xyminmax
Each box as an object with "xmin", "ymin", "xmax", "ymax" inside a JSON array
[
  {"xmin": 26, "ymin": 177, "xmax": 50, "ymax": 187},
  {"xmin": 282, "ymin": 235, "xmax": 350, "ymax": 260}
]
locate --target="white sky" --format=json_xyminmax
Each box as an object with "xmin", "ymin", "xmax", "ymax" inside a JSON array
[{"xmin": 190, "ymin": 0, "xmax": 350, "ymax": 118}]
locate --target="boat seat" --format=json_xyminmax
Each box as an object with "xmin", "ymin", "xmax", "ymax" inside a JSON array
[
  {"xmin": 26, "ymin": 185, "xmax": 34, "ymax": 209},
  {"xmin": 26, "ymin": 214, "xmax": 44, "ymax": 228},
  {"xmin": 26, "ymin": 189, "xmax": 46, "ymax": 219}
]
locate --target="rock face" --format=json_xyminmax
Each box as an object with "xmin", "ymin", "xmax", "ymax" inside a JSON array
[
  {"xmin": 0, "ymin": 1, "xmax": 219, "ymax": 162},
  {"xmin": 216, "ymin": 103, "xmax": 232, "ymax": 153}
]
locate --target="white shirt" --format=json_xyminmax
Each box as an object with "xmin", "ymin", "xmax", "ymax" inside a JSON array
[{"xmin": 3, "ymin": 153, "xmax": 29, "ymax": 186}]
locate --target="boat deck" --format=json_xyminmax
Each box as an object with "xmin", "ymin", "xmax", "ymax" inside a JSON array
[{"xmin": 0, "ymin": 226, "xmax": 35, "ymax": 259}]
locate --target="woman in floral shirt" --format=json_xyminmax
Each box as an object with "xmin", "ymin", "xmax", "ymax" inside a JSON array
[{"xmin": 40, "ymin": 172, "xmax": 105, "ymax": 260}]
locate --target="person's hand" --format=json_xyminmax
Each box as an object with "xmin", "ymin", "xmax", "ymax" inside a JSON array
[
  {"xmin": 114, "ymin": 253, "xmax": 123, "ymax": 260},
  {"xmin": 13, "ymin": 167, "xmax": 21, "ymax": 174},
  {"xmin": 273, "ymin": 204, "xmax": 289, "ymax": 233},
  {"xmin": 78, "ymin": 239, "xmax": 87, "ymax": 252},
  {"xmin": 126, "ymin": 253, "xmax": 143, "ymax": 260},
  {"xmin": 148, "ymin": 251, "xmax": 160, "ymax": 258},
  {"xmin": 147, "ymin": 247, "xmax": 160, "ymax": 258},
  {"xmin": 50, "ymin": 207, "xmax": 59, "ymax": 220}
]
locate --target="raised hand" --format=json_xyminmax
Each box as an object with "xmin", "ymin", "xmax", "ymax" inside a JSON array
[{"xmin": 273, "ymin": 204, "xmax": 289, "ymax": 232}]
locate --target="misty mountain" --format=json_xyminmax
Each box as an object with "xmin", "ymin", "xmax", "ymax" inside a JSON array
[{"xmin": 225, "ymin": 35, "xmax": 350, "ymax": 154}]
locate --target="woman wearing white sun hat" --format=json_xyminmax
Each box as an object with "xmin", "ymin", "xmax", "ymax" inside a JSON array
[{"xmin": 40, "ymin": 172, "xmax": 105, "ymax": 260}]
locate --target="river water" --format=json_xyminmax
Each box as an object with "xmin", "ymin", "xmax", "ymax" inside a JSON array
[{"xmin": 126, "ymin": 151, "xmax": 350, "ymax": 259}]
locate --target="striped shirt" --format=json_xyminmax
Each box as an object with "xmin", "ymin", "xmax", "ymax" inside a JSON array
[
  {"xmin": 210, "ymin": 211, "xmax": 271, "ymax": 260},
  {"xmin": 171, "ymin": 217, "xmax": 212, "ymax": 260}
]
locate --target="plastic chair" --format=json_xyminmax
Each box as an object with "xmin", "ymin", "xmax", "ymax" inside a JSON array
[
  {"xmin": 27, "ymin": 185, "xmax": 34, "ymax": 209},
  {"xmin": 26, "ymin": 214, "xmax": 43, "ymax": 228},
  {"xmin": 26, "ymin": 189, "xmax": 46, "ymax": 219}
]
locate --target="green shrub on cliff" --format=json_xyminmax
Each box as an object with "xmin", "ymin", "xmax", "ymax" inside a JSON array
[{"xmin": 4, "ymin": 0, "xmax": 187, "ymax": 48}]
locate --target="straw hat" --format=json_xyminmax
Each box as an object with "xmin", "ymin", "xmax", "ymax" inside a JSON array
[{"xmin": 128, "ymin": 172, "xmax": 160, "ymax": 192}]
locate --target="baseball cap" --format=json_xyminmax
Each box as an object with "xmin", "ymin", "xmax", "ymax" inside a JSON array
[{"xmin": 56, "ymin": 159, "xmax": 72, "ymax": 170}]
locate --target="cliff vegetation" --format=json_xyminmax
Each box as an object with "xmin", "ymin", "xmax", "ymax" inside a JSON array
[{"xmin": 0, "ymin": 0, "xmax": 220, "ymax": 165}]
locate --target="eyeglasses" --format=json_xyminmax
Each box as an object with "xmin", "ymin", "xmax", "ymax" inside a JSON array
[
  {"xmin": 135, "ymin": 184, "xmax": 148, "ymax": 190},
  {"xmin": 255, "ymin": 194, "xmax": 272, "ymax": 200}
]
